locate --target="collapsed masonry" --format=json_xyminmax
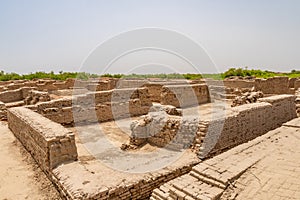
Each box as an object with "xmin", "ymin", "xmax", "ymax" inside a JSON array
[
  {"xmin": 1, "ymin": 76, "xmax": 299, "ymax": 199},
  {"xmin": 127, "ymin": 95, "xmax": 296, "ymax": 158},
  {"xmin": 231, "ymin": 90, "xmax": 264, "ymax": 107}
]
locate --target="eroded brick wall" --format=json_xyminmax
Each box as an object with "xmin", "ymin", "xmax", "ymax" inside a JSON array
[
  {"xmin": 295, "ymin": 79, "xmax": 300, "ymax": 90},
  {"xmin": 255, "ymin": 77, "xmax": 290, "ymax": 94},
  {"xmin": 0, "ymin": 87, "xmax": 36, "ymax": 103},
  {"xmin": 0, "ymin": 101, "xmax": 6, "ymax": 120},
  {"xmin": 207, "ymin": 77, "xmax": 299, "ymax": 95},
  {"xmin": 200, "ymin": 94, "xmax": 297, "ymax": 157},
  {"xmin": 7, "ymin": 107, "xmax": 78, "ymax": 172},
  {"xmin": 0, "ymin": 79, "xmax": 76, "ymax": 93},
  {"xmin": 161, "ymin": 84, "xmax": 210, "ymax": 108},
  {"xmin": 35, "ymin": 87, "xmax": 152, "ymax": 125},
  {"xmin": 224, "ymin": 79, "xmax": 255, "ymax": 88}
]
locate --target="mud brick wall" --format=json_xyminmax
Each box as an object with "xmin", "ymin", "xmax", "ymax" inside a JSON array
[
  {"xmin": 52, "ymin": 160, "xmax": 197, "ymax": 200},
  {"xmin": 205, "ymin": 77, "xmax": 297, "ymax": 95},
  {"xmin": 0, "ymin": 80, "xmax": 12, "ymax": 86},
  {"xmin": 144, "ymin": 82, "xmax": 191, "ymax": 103},
  {"xmin": 0, "ymin": 80, "xmax": 36, "ymax": 91},
  {"xmin": 0, "ymin": 87, "xmax": 36, "ymax": 103},
  {"xmin": 0, "ymin": 101, "xmax": 6, "ymax": 120},
  {"xmin": 0, "ymin": 86, "xmax": 5, "ymax": 92},
  {"xmin": 144, "ymin": 83, "xmax": 164, "ymax": 102},
  {"xmin": 87, "ymin": 82, "xmax": 110, "ymax": 91},
  {"xmin": 100, "ymin": 164, "xmax": 194, "ymax": 199},
  {"xmin": 258, "ymin": 95, "xmax": 297, "ymax": 126},
  {"xmin": 0, "ymin": 88, "xmax": 23, "ymax": 103},
  {"xmin": 7, "ymin": 107, "xmax": 78, "ymax": 172},
  {"xmin": 78, "ymin": 88, "xmax": 152, "ymax": 123},
  {"xmin": 36, "ymin": 98, "xmax": 73, "ymax": 124},
  {"xmin": 223, "ymin": 79, "xmax": 255, "ymax": 89},
  {"xmin": 161, "ymin": 84, "xmax": 210, "ymax": 108},
  {"xmin": 35, "ymin": 79, "xmax": 74, "ymax": 91},
  {"xmin": 199, "ymin": 95, "xmax": 297, "ymax": 158},
  {"xmin": 86, "ymin": 79, "xmax": 118, "ymax": 91},
  {"xmin": 116, "ymin": 79, "xmax": 149, "ymax": 88},
  {"xmin": 49, "ymin": 88, "xmax": 89, "ymax": 97},
  {"xmin": 73, "ymin": 80, "xmax": 90, "ymax": 88},
  {"xmin": 255, "ymin": 77, "xmax": 290, "ymax": 94},
  {"xmin": 6, "ymin": 83, "xmax": 26, "ymax": 90},
  {"xmin": 36, "ymin": 88, "xmax": 152, "ymax": 124},
  {"xmin": 295, "ymin": 79, "xmax": 300, "ymax": 90},
  {"xmin": 37, "ymin": 80, "xmax": 59, "ymax": 91},
  {"xmin": 289, "ymin": 78, "xmax": 298, "ymax": 88},
  {"xmin": 53, "ymin": 82, "xmax": 70, "ymax": 90}
]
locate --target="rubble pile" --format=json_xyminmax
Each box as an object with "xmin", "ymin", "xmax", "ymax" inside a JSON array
[
  {"xmin": 24, "ymin": 90, "xmax": 51, "ymax": 105},
  {"xmin": 232, "ymin": 91, "xmax": 264, "ymax": 107}
]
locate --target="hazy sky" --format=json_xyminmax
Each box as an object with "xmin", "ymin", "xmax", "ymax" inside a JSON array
[{"xmin": 0, "ymin": 0, "xmax": 299, "ymax": 74}]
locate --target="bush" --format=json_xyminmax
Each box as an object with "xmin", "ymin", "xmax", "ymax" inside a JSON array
[{"xmin": 220, "ymin": 67, "xmax": 295, "ymax": 79}]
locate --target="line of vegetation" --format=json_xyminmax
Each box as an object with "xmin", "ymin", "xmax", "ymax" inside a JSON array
[
  {"xmin": 221, "ymin": 68, "xmax": 300, "ymax": 79},
  {"xmin": 0, "ymin": 68, "xmax": 299, "ymax": 81},
  {"xmin": 0, "ymin": 71, "xmax": 98, "ymax": 81}
]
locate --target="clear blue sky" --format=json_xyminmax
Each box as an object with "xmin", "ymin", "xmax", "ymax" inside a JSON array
[{"xmin": 0, "ymin": 0, "xmax": 299, "ymax": 74}]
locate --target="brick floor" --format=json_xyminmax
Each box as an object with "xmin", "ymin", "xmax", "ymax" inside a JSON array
[
  {"xmin": 151, "ymin": 118, "xmax": 300, "ymax": 200},
  {"xmin": 221, "ymin": 118, "xmax": 300, "ymax": 200}
]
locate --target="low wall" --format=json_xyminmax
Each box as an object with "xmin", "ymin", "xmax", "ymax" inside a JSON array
[
  {"xmin": 0, "ymin": 88, "xmax": 22, "ymax": 103},
  {"xmin": 0, "ymin": 87, "xmax": 36, "ymax": 103},
  {"xmin": 7, "ymin": 107, "xmax": 78, "ymax": 172},
  {"xmin": 0, "ymin": 101, "xmax": 6, "ymax": 120},
  {"xmin": 35, "ymin": 88, "xmax": 152, "ymax": 125},
  {"xmin": 295, "ymin": 79, "xmax": 300, "ymax": 90},
  {"xmin": 144, "ymin": 83, "xmax": 164, "ymax": 102},
  {"xmin": 200, "ymin": 94, "xmax": 296, "ymax": 157},
  {"xmin": 0, "ymin": 79, "xmax": 76, "ymax": 93},
  {"xmin": 37, "ymin": 79, "xmax": 75, "ymax": 91},
  {"xmin": 144, "ymin": 82, "xmax": 193, "ymax": 103},
  {"xmin": 289, "ymin": 78, "xmax": 297, "ymax": 88},
  {"xmin": 255, "ymin": 77, "xmax": 290, "ymax": 94},
  {"xmin": 224, "ymin": 79, "xmax": 255, "ymax": 88},
  {"xmin": 116, "ymin": 79, "xmax": 149, "ymax": 89},
  {"xmin": 52, "ymin": 160, "xmax": 197, "ymax": 200},
  {"xmin": 208, "ymin": 77, "xmax": 298, "ymax": 95},
  {"xmin": 161, "ymin": 84, "xmax": 210, "ymax": 108},
  {"xmin": 87, "ymin": 82, "xmax": 110, "ymax": 91}
]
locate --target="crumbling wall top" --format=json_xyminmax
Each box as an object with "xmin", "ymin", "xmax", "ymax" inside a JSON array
[
  {"xmin": 258, "ymin": 94, "xmax": 295, "ymax": 103},
  {"xmin": 9, "ymin": 107, "xmax": 73, "ymax": 140}
]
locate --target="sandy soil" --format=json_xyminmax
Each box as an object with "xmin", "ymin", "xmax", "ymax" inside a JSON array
[{"xmin": 0, "ymin": 121, "xmax": 61, "ymax": 200}]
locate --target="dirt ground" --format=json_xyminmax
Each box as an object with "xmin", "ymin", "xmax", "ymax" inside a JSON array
[{"xmin": 0, "ymin": 121, "xmax": 61, "ymax": 200}]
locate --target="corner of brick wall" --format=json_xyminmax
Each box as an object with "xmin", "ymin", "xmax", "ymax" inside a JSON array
[{"xmin": 7, "ymin": 107, "xmax": 78, "ymax": 173}]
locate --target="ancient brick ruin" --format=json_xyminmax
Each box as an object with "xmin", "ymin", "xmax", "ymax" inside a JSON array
[{"xmin": 0, "ymin": 76, "xmax": 299, "ymax": 199}]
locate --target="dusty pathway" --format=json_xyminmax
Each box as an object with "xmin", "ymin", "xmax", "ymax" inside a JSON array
[{"xmin": 0, "ymin": 121, "xmax": 61, "ymax": 200}]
